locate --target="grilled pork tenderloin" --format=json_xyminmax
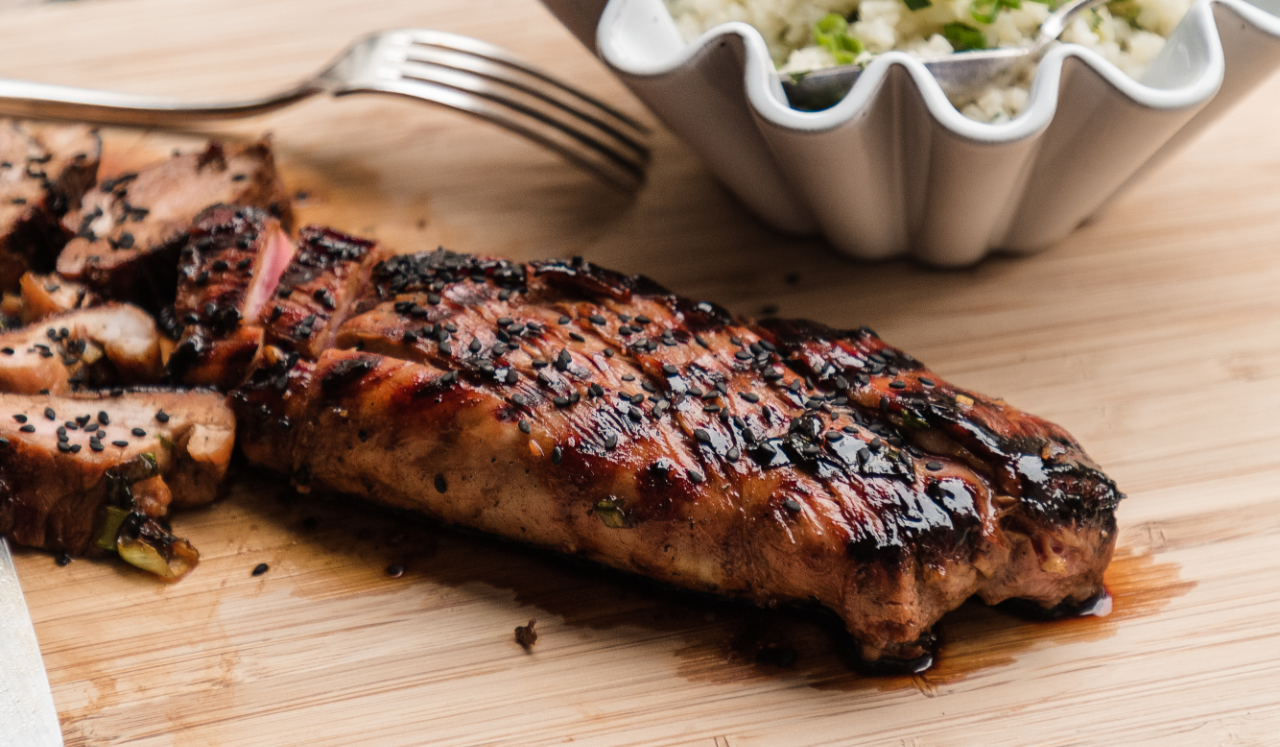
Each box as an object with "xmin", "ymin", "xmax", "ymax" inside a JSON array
[{"xmin": 232, "ymin": 250, "xmax": 1123, "ymax": 666}]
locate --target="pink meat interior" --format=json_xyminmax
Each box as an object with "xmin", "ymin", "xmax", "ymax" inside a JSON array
[{"xmin": 243, "ymin": 227, "xmax": 296, "ymax": 322}]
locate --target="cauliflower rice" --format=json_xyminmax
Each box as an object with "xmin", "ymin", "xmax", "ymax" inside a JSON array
[{"xmin": 664, "ymin": 0, "xmax": 1192, "ymax": 121}]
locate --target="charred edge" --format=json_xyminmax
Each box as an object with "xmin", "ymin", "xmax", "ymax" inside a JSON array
[
  {"xmin": 372, "ymin": 248, "xmax": 526, "ymax": 299},
  {"xmin": 530, "ymin": 255, "xmax": 671, "ymax": 303},
  {"xmin": 320, "ymin": 355, "xmax": 380, "ymax": 394}
]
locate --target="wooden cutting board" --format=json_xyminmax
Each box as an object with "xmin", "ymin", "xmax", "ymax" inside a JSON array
[{"xmin": 4, "ymin": 0, "xmax": 1280, "ymax": 744}]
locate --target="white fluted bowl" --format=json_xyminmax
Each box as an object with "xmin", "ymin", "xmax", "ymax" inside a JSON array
[{"xmin": 543, "ymin": 0, "xmax": 1280, "ymax": 265}]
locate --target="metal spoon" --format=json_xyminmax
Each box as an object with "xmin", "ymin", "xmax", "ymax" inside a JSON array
[{"xmin": 780, "ymin": 0, "xmax": 1112, "ymax": 110}]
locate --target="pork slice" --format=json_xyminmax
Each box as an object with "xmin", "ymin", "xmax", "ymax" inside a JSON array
[
  {"xmin": 57, "ymin": 139, "xmax": 292, "ymax": 310},
  {"xmin": 235, "ymin": 249, "xmax": 1123, "ymax": 666},
  {"xmin": 0, "ymin": 303, "xmax": 162, "ymax": 393},
  {"xmin": 165, "ymin": 204, "xmax": 294, "ymax": 388},
  {"xmin": 0, "ymin": 388, "xmax": 235, "ymax": 579},
  {"xmin": 0, "ymin": 121, "xmax": 100, "ymax": 291},
  {"xmin": 260, "ymin": 225, "xmax": 382, "ymax": 359},
  {"xmin": 18, "ymin": 271, "xmax": 98, "ymax": 323}
]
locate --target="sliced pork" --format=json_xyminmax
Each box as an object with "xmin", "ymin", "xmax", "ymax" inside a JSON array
[
  {"xmin": 0, "ymin": 121, "xmax": 100, "ymax": 291},
  {"xmin": 233, "ymin": 250, "xmax": 1123, "ymax": 666},
  {"xmin": 165, "ymin": 204, "xmax": 294, "ymax": 388},
  {"xmin": 0, "ymin": 389, "xmax": 235, "ymax": 579},
  {"xmin": 18, "ymin": 271, "xmax": 97, "ymax": 323},
  {"xmin": 0, "ymin": 303, "xmax": 163, "ymax": 394},
  {"xmin": 57, "ymin": 140, "xmax": 292, "ymax": 310}
]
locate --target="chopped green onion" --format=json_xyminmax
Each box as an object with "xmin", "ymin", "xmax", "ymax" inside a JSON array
[
  {"xmin": 943, "ymin": 22, "xmax": 989, "ymax": 51},
  {"xmin": 813, "ymin": 13, "xmax": 865, "ymax": 64},
  {"xmin": 903, "ymin": 0, "xmax": 933, "ymax": 10},
  {"xmin": 969, "ymin": 0, "xmax": 1021, "ymax": 24},
  {"xmin": 595, "ymin": 497, "xmax": 630, "ymax": 529},
  {"xmin": 94, "ymin": 506, "xmax": 131, "ymax": 551}
]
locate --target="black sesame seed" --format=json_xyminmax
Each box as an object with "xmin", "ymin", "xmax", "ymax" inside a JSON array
[
  {"xmin": 439, "ymin": 340, "xmax": 452, "ymax": 355},
  {"xmin": 252, "ymin": 563, "xmax": 269, "ymax": 577},
  {"xmin": 12, "ymin": 414, "xmax": 25, "ymax": 423},
  {"xmin": 156, "ymin": 410, "xmax": 169, "ymax": 423},
  {"xmin": 90, "ymin": 441, "xmax": 104, "ymax": 452},
  {"xmin": 57, "ymin": 442, "xmax": 71, "ymax": 453},
  {"xmin": 604, "ymin": 433, "xmax": 618, "ymax": 449},
  {"xmin": 131, "ymin": 428, "xmax": 146, "ymax": 437},
  {"xmin": 783, "ymin": 498, "xmax": 801, "ymax": 513},
  {"xmin": 553, "ymin": 396, "xmax": 570, "ymax": 408},
  {"xmin": 926, "ymin": 461, "xmax": 943, "ymax": 471},
  {"xmin": 634, "ymin": 315, "xmax": 651, "ymax": 324},
  {"xmin": 825, "ymin": 431, "xmax": 843, "ymax": 442},
  {"xmin": 112, "ymin": 440, "xmax": 128, "ymax": 447},
  {"xmin": 740, "ymin": 392, "xmax": 760, "ymax": 403},
  {"xmin": 98, "ymin": 411, "xmax": 109, "ymax": 425},
  {"xmin": 386, "ymin": 564, "xmax": 406, "ymax": 578},
  {"xmin": 427, "ymin": 293, "xmax": 441, "ymax": 305},
  {"xmin": 629, "ymin": 406, "xmax": 643, "ymax": 421},
  {"xmin": 558, "ymin": 315, "xmax": 571, "ymax": 325},
  {"xmin": 604, "ymin": 349, "xmax": 615, "ymax": 358},
  {"xmin": 468, "ymin": 337, "xmax": 482, "ymax": 353},
  {"xmin": 889, "ymin": 380, "xmax": 907, "ymax": 390},
  {"xmin": 588, "ymin": 314, "xmax": 606, "ymax": 325},
  {"xmin": 919, "ymin": 377, "xmax": 936, "ymax": 387},
  {"xmin": 55, "ymin": 553, "xmax": 71, "ymax": 567},
  {"xmin": 552, "ymin": 445, "xmax": 563, "ymax": 465},
  {"xmin": 505, "ymin": 370, "xmax": 519, "ymax": 385},
  {"xmin": 694, "ymin": 429, "xmax": 711, "ymax": 444},
  {"xmin": 70, "ymin": 444, "xmax": 80, "ymax": 453},
  {"xmin": 434, "ymin": 474, "xmax": 448, "ymax": 493},
  {"xmin": 688, "ymin": 470, "xmax": 705, "ymax": 484},
  {"xmin": 19, "ymin": 424, "xmax": 35, "ymax": 433},
  {"xmin": 0, "ymin": 348, "xmax": 11, "ymax": 355},
  {"xmin": 519, "ymin": 419, "xmax": 531, "ymax": 434},
  {"xmin": 44, "ymin": 407, "xmax": 55, "ymax": 420}
]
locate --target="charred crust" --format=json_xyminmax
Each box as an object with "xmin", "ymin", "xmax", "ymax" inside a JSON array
[
  {"xmin": 531, "ymin": 256, "xmax": 671, "ymax": 303},
  {"xmin": 320, "ymin": 355, "xmax": 380, "ymax": 394}
]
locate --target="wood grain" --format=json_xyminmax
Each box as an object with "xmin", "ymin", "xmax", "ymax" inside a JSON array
[{"xmin": 2, "ymin": 0, "xmax": 1280, "ymax": 744}]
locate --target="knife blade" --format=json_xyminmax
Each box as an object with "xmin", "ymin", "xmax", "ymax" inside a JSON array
[{"xmin": 0, "ymin": 538, "xmax": 64, "ymax": 746}]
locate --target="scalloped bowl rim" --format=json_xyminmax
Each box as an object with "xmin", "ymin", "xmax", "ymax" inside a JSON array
[{"xmin": 597, "ymin": 0, "xmax": 1280, "ymax": 141}]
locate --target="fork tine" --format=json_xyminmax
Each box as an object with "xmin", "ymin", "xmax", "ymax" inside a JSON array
[
  {"xmin": 362, "ymin": 76, "xmax": 645, "ymax": 192},
  {"xmin": 394, "ymin": 58, "xmax": 647, "ymax": 179},
  {"xmin": 402, "ymin": 30, "xmax": 649, "ymax": 141},
  {"xmin": 400, "ymin": 43, "xmax": 649, "ymax": 165}
]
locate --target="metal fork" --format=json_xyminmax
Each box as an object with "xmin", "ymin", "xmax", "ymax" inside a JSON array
[{"xmin": 0, "ymin": 29, "xmax": 650, "ymax": 192}]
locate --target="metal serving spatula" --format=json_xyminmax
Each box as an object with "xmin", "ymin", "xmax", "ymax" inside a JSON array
[{"xmin": 0, "ymin": 538, "xmax": 64, "ymax": 746}]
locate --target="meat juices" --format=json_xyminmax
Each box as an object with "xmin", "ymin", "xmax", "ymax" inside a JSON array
[{"xmin": 233, "ymin": 250, "xmax": 1123, "ymax": 665}]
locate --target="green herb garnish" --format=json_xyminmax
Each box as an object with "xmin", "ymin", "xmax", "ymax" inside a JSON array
[
  {"xmin": 813, "ymin": 13, "xmax": 865, "ymax": 64},
  {"xmin": 595, "ymin": 497, "xmax": 630, "ymax": 529},
  {"xmin": 969, "ymin": 0, "xmax": 1021, "ymax": 23},
  {"xmin": 903, "ymin": 0, "xmax": 933, "ymax": 10},
  {"xmin": 944, "ymin": 22, "xmax": 989, "ymax": 51}
]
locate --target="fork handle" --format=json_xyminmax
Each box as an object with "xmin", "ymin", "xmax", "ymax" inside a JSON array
[{"xmin": 0, "ymin": 77, "xmax": 324, "ymax": 126}]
